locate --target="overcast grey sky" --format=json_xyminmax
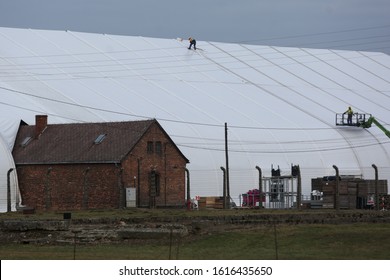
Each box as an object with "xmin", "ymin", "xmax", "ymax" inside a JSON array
[{"xmin": 0, "ymin": 0, "xmax": 389, "ymax": 54}]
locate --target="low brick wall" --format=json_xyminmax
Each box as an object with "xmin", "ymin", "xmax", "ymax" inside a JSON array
[{"xmin": 1, "ymin": 211, "xmax": 389, "ymax": 244}]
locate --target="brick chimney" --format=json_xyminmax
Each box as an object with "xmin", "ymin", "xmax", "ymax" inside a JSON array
[{"xmin": 35, "ymin": 115, "xmax": 48, "ymax": 139}]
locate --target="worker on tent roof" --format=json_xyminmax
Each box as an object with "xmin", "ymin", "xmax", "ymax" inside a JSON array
[{"xmin": 188, "ymin": 37, "xmax": 196, "ymax": 50}]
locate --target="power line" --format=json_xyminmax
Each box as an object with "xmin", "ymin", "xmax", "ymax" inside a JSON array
[
  {"xmin": 236, "ymin": 24, "xmax": 390, "ymax": 44},
  {"xmin": 3, "ymin": 82, "xmax": 389, "ymax": 159},
  {"xmin": 3, "ymin": 24, "xmax": 385, "ymax": 62},
  {"xmin": 1, "ymin": 39, "xmax": 388, "ymax": 87},
  {"xmin": 0, "ymin": 30, "xmax": 388, "ymax": 72},
  {"xmin": 0, "ymin": 40, "xmax": 386, "ymax": 73},
  {"xmin": 177, "ymin": 139, "xmax": 390, "ymax": 154},
  {"xmin": 0, "ymin": 33, "xmax": 389, "ymax": 132},
  {"xmin": 0, "ymin": 85, "xmax": 356, "ymax": 131},
  {"xmin": 173, "ymin": 128, "xmax": 390, "ymax": 146},
  {"xmin": 0, "ymin": 44, "xmax": 184, "ymax": 60},
  {"xmin": 0, "ymin": 85, "xmax": 224, "ymax": 127},
  {"xmin": 295, "ymin": 34, "xmax": 390, "ymax": 48}
]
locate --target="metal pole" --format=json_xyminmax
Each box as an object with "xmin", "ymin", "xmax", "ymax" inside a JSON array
[
  {"xmin": 224, "ymin": 123, "xmax": 230, "ymax": 206},
  {"xmin": 185, "ymin": 168, "xmax": 191, "ymax": 210},
  {"xmin": 73, "ymin": 231, "xmax": 77, "ymax": 260},
  {"xmin": 72, "ymin": 229, "xmax": 81, "ymax": 260},
  {"xmin": 7, "ymin": 168, "xmax": 14, "ymax": 212},
  {"xmin": 221, "ymin": 166, "xmax": 227, "ymax": 209},
  {"xmin": 255, "ymin": 166, "xmax": 263, "ymax": 208},
  {"xmin": 332, "ymin": 165, "xmax": 340, "ymax": 210},
  {"xmin": 372, "ymin": 164, "xmax": 379, "ymax": 211},
  {"xmin": 297, "ymin": 165, "xmax": 302, "ymax": 210},
  {"xmin": 169, "ymin": 227, "xmax": 173, "ymax": 260}
]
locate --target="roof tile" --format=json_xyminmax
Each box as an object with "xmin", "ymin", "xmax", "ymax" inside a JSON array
[{"xmin": 13, "ymin": 119, "xmax": 155, "ymax": 164}]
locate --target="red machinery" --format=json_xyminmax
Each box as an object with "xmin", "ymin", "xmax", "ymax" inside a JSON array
[{"xmin": 242, "ymin": 189, "xmax": 265, "ymax": 207}]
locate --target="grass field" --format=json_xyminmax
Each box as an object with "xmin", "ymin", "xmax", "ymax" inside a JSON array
[{"xmin": 1, "ymin": 223, "xmax": 389, "ymax": 260}]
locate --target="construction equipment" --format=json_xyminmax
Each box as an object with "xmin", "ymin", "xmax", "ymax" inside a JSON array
[
  {"xmin": 335, "ymin": 112, "xmax": 371, "ymax": 127},
  {"xmin": 336, "ymin": 113, "xmax": 390, "ymax": 138},
  {"xmin": 241, "ymin": 189, "xmax": 265, "ymax": 207},
  {"xmin": 360, "ymin": 116, "xmax": 390, "ymax": 138}
]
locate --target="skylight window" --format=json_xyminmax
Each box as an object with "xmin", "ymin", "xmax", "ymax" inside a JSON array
[
  {"xmin": 94, "ymin": 134, "xmax": 106, "ymax": 144},
  {"xmin": 21, "ymin": 136, "xmax": 32, "ymax": 147}
]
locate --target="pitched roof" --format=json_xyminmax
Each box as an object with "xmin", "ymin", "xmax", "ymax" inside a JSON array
[{"xmin": 12, "ymin": 119, "xmax": 163, "ymax": 164}]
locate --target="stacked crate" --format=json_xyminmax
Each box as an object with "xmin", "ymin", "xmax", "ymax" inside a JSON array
[
  {"xmin": 198, "ymin": 196, "xmax": 224, "ymax": 209},
  {"xmin": 347, "ymin": 182, "xmax": 358, "ymax": 209},
  {"xmin": 357, "ymin": 180, "xmax": 387, "ymax": 196},
  {"xmin": 311, "ymin": 177, "xmax": 388, "ymax": 209}
]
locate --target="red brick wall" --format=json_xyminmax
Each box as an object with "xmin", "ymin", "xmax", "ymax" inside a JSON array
[
  {"xmin": 17, "ymin": 164, "xmax": 121, "ymax": 211},
  {"xmin": 121, "ymin": 122, "xmax": 187, "ymax": 207}
]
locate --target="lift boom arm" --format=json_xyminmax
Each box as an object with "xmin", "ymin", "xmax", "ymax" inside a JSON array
[{"xmin": 361, "ymin": 116, "xmax": 390, "ymax": 138}]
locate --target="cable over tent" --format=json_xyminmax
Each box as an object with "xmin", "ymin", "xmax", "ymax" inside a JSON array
[{"xmin": 0, "ymin": 27, "xmax": 389, "ymax": 210}]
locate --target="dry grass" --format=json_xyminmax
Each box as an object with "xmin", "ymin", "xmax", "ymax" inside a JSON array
[{"xmin": 1, "ymin": 223, "xmax": 389, "ymax": 260}]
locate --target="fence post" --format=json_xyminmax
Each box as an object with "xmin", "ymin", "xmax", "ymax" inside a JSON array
[
  {"xmin": 7, "ymin": 168, "xmax": 14, "ymax": 212},
  {"xmin": 372, "ymin": 164, "xmax": 379, "ymax": 211},
  {"xmin": 185, "ymin": 168, "xmax": 191, "ymax": 210},
  {"xmin": 332, "ymin": 165, "xmax": 340, "ymax": 210},
  {"xmin": 255, "ymin": 166, "xmax": 263, "ymax": 208},
  {"xmin": 297, "ymin": 165, "xmax": 302, "ymax": 210}
]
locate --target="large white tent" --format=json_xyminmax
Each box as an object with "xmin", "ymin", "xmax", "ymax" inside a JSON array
[{"xmin": 1, "ymin": 27, "xmax": 389, "ymax": 211}]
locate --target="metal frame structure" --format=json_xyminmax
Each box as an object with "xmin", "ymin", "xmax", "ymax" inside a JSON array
[{"xmin": 262, "ymin": 176, "xmax": 298, "ymax": 209}]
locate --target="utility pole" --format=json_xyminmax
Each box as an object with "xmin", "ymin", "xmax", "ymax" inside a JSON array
[
  {"xmin": 224, "ymin": 122, "xmax": 230, "ymax": 208},
  {"xmin": 221, "ymin": 166, "xmax": 227, "ymax": 209}
]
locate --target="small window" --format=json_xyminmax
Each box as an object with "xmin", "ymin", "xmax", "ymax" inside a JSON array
[
  {"xmin": 94, "ymin": 134, "xmax": 106, "ymax": 144},
  {"xmin": 21, "ymin": 136, "xmax": 32, "ymax": 147},
  {"xmin": 155, "ymin": 141, "xmax": 162, "ymax": 155},
  {"xmin": 147, "ymin": 141, "xmax": 154, "ymax": 154}
]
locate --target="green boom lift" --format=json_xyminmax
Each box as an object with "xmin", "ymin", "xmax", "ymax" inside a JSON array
[{"xmin": 360, "ymin": 116, "xmax": 390, "ymax": 138}]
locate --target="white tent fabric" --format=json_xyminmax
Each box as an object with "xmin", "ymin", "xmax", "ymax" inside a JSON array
[
  {"xmin": 0, "ymin": 27, "xmax": 389, "ymax": 210},
  {"xmin": 0, "ymin": 118, "xmax": 22, "ymax": 212}
]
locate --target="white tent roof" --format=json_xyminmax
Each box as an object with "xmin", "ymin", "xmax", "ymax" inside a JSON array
[{"xmin": 0, "ymin": 27, "xmax": 389, "ymax": 210}]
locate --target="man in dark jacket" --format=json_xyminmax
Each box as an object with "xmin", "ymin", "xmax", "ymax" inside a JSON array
[{"xmin": 188, "ymin": 37, "xmax": 196, "ymax": 50}]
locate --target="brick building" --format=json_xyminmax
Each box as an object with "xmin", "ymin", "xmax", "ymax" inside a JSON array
[{"xmin": 12, "ymin": 115, "xmax": 189, "ymax": 211}]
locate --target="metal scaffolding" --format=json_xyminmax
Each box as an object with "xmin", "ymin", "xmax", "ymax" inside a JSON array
[{"xmin": 262, "ymin": 176, "xmax": 298, "ymax": 209}]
